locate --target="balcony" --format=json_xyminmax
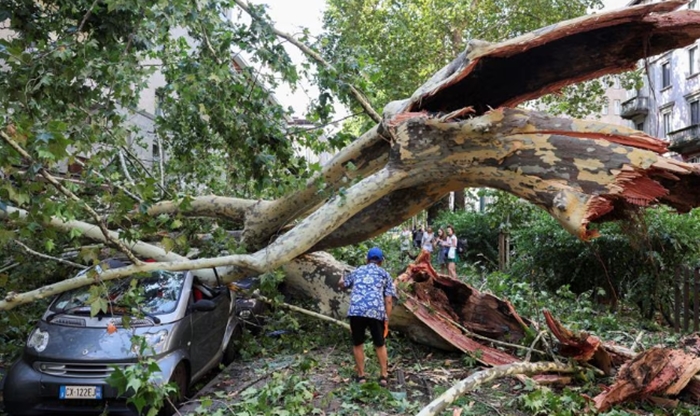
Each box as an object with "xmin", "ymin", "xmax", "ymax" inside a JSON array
[
  {"xmin": 620, "ymin": 96, "xmax": 649, "ymax": 119},
  {"xmin": 668, "ymin": 124, "xmax": 700, "ymax": 155}
]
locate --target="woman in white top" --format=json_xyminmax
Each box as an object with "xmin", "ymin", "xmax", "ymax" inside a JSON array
[
  {"xmin": 446, "ymin": 225, "xmax": 458, "ymax": 279},
  {"xmin": 421, "ymin": 226, "xmax": 434, "ymax": 254}
]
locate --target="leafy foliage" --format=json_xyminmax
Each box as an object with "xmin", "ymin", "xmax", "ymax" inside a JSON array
[
  {"xmin": 106, "ymin": 335, "xmax": 177, "ymax": 416},
  {"xmin": 510, "ymin": 206, "xmax": 700, "ymax": 318}
]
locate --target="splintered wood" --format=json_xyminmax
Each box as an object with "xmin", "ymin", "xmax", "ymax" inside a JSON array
[
  {"xmin": 545, "ymin": 312, "xmax": 700, "ymax": 411},
  {"xmin": 593, "ymin": 348, "xmax": 700, "ymax": 412},
  {"xmin": 396, "ymin": 251, "xmax": 529, "ymax": 366}
]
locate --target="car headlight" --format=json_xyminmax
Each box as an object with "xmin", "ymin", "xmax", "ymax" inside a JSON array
[
  {"xmin": 141, "ymin": 330, "xmax": 169, "ymax": 351},
  {"xmin": 27, "ymin": 328, "xmax": 49, "ymax": 353}
]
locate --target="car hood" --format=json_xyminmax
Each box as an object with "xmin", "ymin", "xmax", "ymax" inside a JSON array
[{"xmin": 28, "ymin": 320, "xmax": 179, "ymax": 362}]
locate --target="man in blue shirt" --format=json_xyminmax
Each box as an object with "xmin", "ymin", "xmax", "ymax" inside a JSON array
[{"xmin": 339, "ymin": 247, "xmax": 396, "ymax": 386}]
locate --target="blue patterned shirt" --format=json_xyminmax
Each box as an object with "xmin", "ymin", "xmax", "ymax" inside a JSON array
[{"xmin": 344, "ymin": 263, "xmax": 396, "ymax": 320}]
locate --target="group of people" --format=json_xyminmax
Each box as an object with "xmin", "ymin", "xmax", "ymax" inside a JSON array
[{"xmin": 403, "ymin": 225, "xmax": 459, "ymax": 279}]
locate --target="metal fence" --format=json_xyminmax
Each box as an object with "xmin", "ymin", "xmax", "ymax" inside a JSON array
[{"xmin": 674, "ymin": 265, "xmax": 700, "ymax": 333}]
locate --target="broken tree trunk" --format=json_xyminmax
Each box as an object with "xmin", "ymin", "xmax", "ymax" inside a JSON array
[
  {"xmin": 393, "ymin": 251, "xmax": 531, "ymax": 364},
  {"xmin": 545, "ymin": 312, "xmax": 700, "ymax": 410},
  {"xmin": 593, "ymin": 347, "xmax": 700, "ymax": 412}
]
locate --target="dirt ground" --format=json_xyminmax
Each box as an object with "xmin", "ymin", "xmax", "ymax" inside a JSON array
[{"xmin": 175, "ymin": 339, "xmax": 530, "ymax": 416}]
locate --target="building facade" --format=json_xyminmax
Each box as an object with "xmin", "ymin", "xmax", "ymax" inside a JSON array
[{"xmin": 620, "ymin": 0, "xmax": 700, "ymax": 162}]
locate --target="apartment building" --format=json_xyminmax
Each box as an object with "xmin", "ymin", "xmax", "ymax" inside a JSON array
[
  {"xmin": 620, "ymin": 0, "xmax": 700, "ymax": 162},
  {"xmin": 591, "ymin": 76, "xmax": 628, "ymax": 126}
]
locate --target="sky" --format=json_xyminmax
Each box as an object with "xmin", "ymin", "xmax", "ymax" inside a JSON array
[{"xmin": 256, "ymin": 0, "xmax": 632, "ymax": 118}]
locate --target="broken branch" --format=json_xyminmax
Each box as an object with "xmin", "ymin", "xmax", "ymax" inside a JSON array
[{"xmin": 417, "ymin": 361, "xmax": 579, "ymax": 416}]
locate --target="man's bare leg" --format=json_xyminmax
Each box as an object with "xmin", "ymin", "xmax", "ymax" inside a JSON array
[
  {"xmin": 353, "ymin": 345, "xmax": 366, "ymax": 378},
  {"xmin": 376, "ymin": 345, "xmax": 388, "ymax": 378}
]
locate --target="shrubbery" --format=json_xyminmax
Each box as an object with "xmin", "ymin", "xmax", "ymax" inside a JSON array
[{"xmin": 432, "ymin": 191, "xmax": 700, "ymax": 321}]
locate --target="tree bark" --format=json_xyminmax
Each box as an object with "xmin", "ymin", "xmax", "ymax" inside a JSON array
[
  {"xmin": 593, "ymin": 347, "xmax": 700, "ymax": 412},
  {"xmin": 453, "ymin": 189, "xmax": 466, "ymax": 212}
]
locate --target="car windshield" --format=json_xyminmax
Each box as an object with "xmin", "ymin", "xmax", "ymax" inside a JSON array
[{"xmin": 52, "ymin": 270, "xmax": 187, "ymax": 316}]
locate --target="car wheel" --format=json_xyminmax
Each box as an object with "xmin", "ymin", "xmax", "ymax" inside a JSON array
[
  {"xmin": 222, "ymin": 324, "xmax": 243, "ymax": 365},
  {"xmin": 159, "ymin": 362, "xmax": 188, "ymax": 416}
]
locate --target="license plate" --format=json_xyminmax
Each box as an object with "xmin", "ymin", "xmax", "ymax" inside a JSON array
[{"xmin": 59, "ymin": 385, "xmax": 102, "ymax": 399}]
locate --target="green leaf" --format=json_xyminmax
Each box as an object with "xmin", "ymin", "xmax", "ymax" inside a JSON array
[
  {"xmin": 90, "ymin": 297, "xmax": 108, "ymax": 317},
  {"xmin": 161, "ymin": 237, "xmax": 175, "ymax": 253},
  {"xmin": 126, "ymin": 377, "xmax": 143, "ymax": 393}
]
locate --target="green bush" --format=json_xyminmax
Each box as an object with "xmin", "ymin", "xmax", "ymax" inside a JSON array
[
  {"xmin": 508, "ymin": 206, "xmax": 700, "ymax": 319},
  {"xmin": 429, "ymin": 194, "xmax": 700, "ymax": 321}
]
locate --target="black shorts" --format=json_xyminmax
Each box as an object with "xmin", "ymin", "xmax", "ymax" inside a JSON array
[{"xmin": 349, "ymin": 316, "xmax": 385, "ymax": 347}]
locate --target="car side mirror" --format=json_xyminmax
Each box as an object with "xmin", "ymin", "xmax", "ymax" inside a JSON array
[{"xmin": 191, "ymin": 299, "xmax": 216, "ymax": 312}]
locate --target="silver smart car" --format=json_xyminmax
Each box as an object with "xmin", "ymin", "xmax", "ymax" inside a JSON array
[{"xmin": 3, "ymin": 259, "xmax": 244, "ymax": 415}]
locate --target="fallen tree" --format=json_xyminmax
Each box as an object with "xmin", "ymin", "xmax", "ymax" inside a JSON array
[
  {"xmin": 2, "ymin": 0, "xmax": 700, "ymax": 369},
  {"xmin": 4, "ymin": 3, "xmax": 700, "ymax": 411}
]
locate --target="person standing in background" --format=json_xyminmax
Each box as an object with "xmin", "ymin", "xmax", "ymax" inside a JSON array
[
  {"xmin": 421, "ymin": 226, "xmax": 434, "ymax": 255},
  {"xmin": 435, "ymin": 228, "xmax": 448, "ymax": 273},
  {"xmin": 446, "ymin": 225, "xmax": 459, "ymax": 279},
  {"xmin": 412, "ymin": 226, "xmax": 422, "ymax": 249}
]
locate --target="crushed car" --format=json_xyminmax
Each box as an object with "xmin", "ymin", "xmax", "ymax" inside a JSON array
[{"xmin": 3, "ymin": 259, "xmax": 265, "ymax": 416}]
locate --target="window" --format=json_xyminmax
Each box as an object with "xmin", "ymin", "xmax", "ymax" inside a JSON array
[
  {"xmin": 692, "ymin": 100, "xmax": 700, "ymax": 125},
  {"xmin": 636, "ymin": 122, "xmax": 644, "ymax": 132},
  {"xmin": 662, "ymin": 62, "xmax": 671, "ymax": 88},
  {"xmin": 602, "ymin": 103, "xmax": 609, "ymax": 115},
  {"xmin": 691, "ymin": 0, "xmax": 698, "ymax": 10},
  {"xmin": 155, "ymin": 87, "xmax": 166, "ymax": 117},
  {"xmin": 613, "ymin": 100, "xmax": 621, "ymax": 115},
  {"xmin": 663, "ymin": 111, "xmax": 672, "ymax": 136},
  {"xmin": 690, "ymin": 47, "xmax": 698, "ymax": 75},
  {"xmin": 152, "ymin": 142, "xmax": 161, "ymax": 163}
]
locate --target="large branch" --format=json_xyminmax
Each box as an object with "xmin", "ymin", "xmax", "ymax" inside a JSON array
[
  {"xmin": 145, "ymin": 196, "xmax": 261, "ymax": 225},
  {"xmin": 0, "ymin": 162, "xmax": 406, "ymax": 309},
  {"xmin": 310, "ymin": 109, "xmax": 700, "ymax": 248},
  {"xmin": 1, "ymin": 130, "xmax": 142, "ymax": 264},
  {"xmin": 389, "ymin": 2, "xmax": 700, "ymax": 117},
  {"xmin": 417, "ymin": 361, "xmax": 579, "ymax": 416},
  {"xmin": 0, "ymin": 205, "xmax": 187, "ymax": 263}
]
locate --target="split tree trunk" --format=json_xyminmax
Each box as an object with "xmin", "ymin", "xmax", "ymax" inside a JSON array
[{"xmin": 6, "ymin": 5, "xmax": 700, "ymax": 340}]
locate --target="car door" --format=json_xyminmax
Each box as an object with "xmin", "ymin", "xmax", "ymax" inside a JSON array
[{"xmin": 188, "ymin": 288, "xmax": 231, "ymax": 376}]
